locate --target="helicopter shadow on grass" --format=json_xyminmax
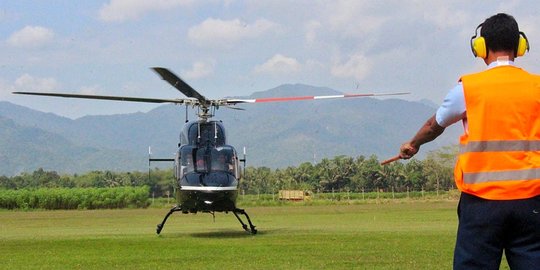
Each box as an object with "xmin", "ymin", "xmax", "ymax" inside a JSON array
[
  {"xmin": 191, "ymin": 230, "xmax": 260, "ymax": 238},
  {"xmin": 193, "ymin": 228, "xmax": 294, "ymax": 238},
  {"xmin": 156, "ymin": 228, "xmax": 285, "ymax": 239},
  {"xmin": 190, "ymin": 227, "xmax": 290, "ymax": 238}
]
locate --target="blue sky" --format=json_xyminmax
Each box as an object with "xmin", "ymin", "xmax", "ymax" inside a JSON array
[{"xmin": 1, "ymin": 0, "xmax": 540, "ymax": 118}]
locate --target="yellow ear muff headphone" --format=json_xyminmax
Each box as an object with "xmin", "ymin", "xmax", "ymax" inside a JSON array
[
  {"xmin": 470, "ymin": 24, "xmax": 487, "ymax": 58},
  {"xmin": 470, "ymin": 23, "xmax": 530, "ymax": 58},
  {"xmin": 516, "ymin": 31, "xmax": 530, "ymax": 57}
]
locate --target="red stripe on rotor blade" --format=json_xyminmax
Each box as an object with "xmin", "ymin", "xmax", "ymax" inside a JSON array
[{"xmin": 239, "ymin": 92, "xmax": 407, "ymax": 104}]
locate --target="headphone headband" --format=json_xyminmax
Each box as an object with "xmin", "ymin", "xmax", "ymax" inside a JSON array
[{"xmin": 470, "ymin": 23, "xmax": 485, "ymax": 58}]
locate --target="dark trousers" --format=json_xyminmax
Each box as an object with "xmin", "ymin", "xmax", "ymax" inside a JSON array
[{"xmin": 454, "ymin": 193, "xmax": 540, "ymax": 269}]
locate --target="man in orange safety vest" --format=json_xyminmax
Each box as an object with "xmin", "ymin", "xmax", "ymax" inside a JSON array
[{"xmin": 395, "ymin": 13, "xmax": 540, "ymax": 269}]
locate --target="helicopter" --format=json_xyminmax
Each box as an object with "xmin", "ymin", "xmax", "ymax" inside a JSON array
[{"xmin": 13, "ymin": 67, "xmax": 409, "ymax": 235}]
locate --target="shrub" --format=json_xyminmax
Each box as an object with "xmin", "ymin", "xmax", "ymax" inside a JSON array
[{"xmin": 0, "ymin": 186, "xmax": 150, "ymax": 210}]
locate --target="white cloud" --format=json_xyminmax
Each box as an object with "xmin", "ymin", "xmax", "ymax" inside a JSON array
[
  {"xmin": 188, "ymin": 18, "xmax": 279, "ymax": 46},
  {"xmin": 331, "ymin": 53, "xmax": 371, "ymax": 81},
  {"xmin": 98, "ymin": 0, "xmax": 193, "ymax": 22},
  {"xmin": 7, "ymin": 26, "xmax": 54, "ymax": 48},
  {"xmin": 325, "ymin": 1, "xmax": 387, "ymax": 37},
  {"xmin": 305, "ymin": 20, "xmax": 322, "ymax": 45},
  {"xmin": 421, "ymin": 5, "xmax": 471, "ymax": 29},
  {"xmin": 14, "ymin": 74, "xmax": 59, "ymax": 92},
  {"xmin": 254, "ymin": 54, "xmax": 301, "ymax": 74},
  {"xmin": 182, "ymin": 61, "xmax": 215, "ymax": 80}
]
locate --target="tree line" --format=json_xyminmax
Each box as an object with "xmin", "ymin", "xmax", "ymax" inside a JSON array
[
  {"xmin": 242, "ymin": 147, "xmax": 457, "ymax": 194},
  {"xmin": 0, "ymin": 168, "xmax": 173, "ymax": 197},
  {"xmin": 0, "ymin": 147, "xmax": 457, "ymax": 195}
]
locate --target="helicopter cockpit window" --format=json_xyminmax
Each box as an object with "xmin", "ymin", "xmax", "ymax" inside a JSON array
[
  {"xmin": 180, "ymin": 146, "xmax": 236, "ymax": 175},
  {"xmin": 210, "ymin": 147, "xmax": 236, "ymax": 174},
  {"xmin": 194, "ymin": 148, "xmax": 209, "ymax": 173},
  {"xmin": 187, "ymin": 122, "xmax": 226, "ymax": 146},
  {"xmin": 179, "ymin": 147, "xmax": 196, "ymax": 175}
]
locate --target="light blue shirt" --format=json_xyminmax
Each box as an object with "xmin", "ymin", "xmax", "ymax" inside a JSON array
[{"xmin": 435, "ymin": 60, "xmax": 515, "ymax": 128}]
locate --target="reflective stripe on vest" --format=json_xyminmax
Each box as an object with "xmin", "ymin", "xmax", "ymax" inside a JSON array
[
  {"xmin": 460, "ymin": 140, "xmax": 540, "ymax": 153},
  {"xmin": 460, "ymin": 140, "xmax": 540, "ymax": 184},
  {"xmin": 463, "ymin": 168, "xmax": 540, "ymax": 184}
]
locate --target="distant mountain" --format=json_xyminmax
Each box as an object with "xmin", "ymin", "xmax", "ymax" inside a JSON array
[
  {"xmin": 0, "ymin": 115, "xmax": 143, "ymax": 175},
  {"xmin": 0, "ymin": 84, "xmax": 461, "ymax": 175},
  {"xmin": 0, "ymin": 101, "xmax": 180, "ymax": 157},
  {"xmin": 418, "ymin": 98, "xmax": 440, "ymax": 109}
]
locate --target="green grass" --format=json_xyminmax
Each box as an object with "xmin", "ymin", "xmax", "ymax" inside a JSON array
[{"xmin": 0, "ymin": 201, "xmax": 507, "ymax": 269}]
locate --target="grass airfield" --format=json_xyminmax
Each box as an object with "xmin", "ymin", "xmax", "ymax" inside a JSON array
[{"xmin": 1, "ymin": 201, "xmax": 464, "ymax": 269}]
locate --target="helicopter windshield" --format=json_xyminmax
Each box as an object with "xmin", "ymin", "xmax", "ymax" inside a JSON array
[
  {"xmin": 178, "ymin": 145, "xmax": 239, "ymax": 188},
  {"xmin": 179, "ymin": 146, "xmax": 196, "ymax": 175},
  {"xmin": 180, "ymin": 145, "xmax": 236, "ymax": 175},
  {"xmin": 210, "ymin": 147, "xmax": 236, "ymax": 174}
]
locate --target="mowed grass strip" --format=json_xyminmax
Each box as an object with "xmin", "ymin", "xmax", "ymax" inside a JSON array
[{"xmin": 0, "ymin": 202, "xmax": 458, "ymax": 269}]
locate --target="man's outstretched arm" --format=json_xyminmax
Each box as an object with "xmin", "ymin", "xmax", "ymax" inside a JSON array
[{"xmin": 399, "ymin": 114, "xmax": 445, "ymax": 159}]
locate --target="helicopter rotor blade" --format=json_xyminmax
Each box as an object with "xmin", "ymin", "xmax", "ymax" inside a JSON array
[
  {"xmin": 224, "ymin": 92, "xmax": 410, "ymax": 104},
  {"xmin": 222, "ymin": 105, "xmax": 245, "ymax": 110},
  {"xmin": 151, "ymin": 67, "xmax": 208, "ymax": 103},
  {"xmin": 12, "ymin": 91, "xmax": 190, "ymax": 104}
]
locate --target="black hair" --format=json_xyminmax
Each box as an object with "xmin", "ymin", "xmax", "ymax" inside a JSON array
[{"xmin": 480, "ymin": 13, "xmax": 520, "ymax": 53}]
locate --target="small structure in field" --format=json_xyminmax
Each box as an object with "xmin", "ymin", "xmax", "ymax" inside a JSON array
[{"xmin": 278, "ymin": 190, "xmax": 311, "ymax": 201}]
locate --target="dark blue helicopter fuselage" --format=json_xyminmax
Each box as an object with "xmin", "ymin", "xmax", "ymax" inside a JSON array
[{"xmin": 174, "ymin": 120, "xmax": 242, "ymax": 213}]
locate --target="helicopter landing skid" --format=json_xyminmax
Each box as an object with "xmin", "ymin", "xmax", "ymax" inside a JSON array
[
  {"xmin": 156, "ymin": 205, "xmax": 257, "ymax": 235},
  {"xmin": 156, "ymin": 205, "xmax": 182, "ymax": 235},
  {"xmin": 233, "ymin": 208, "xmax": 257, "ymax": 235}
]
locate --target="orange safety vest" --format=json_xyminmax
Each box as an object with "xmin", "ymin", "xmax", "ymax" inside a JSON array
[{"xmin": 455, "ymin": 65, "xmax": 540, "ymax": 200}]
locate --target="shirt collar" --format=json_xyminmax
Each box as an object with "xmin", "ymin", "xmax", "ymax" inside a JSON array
[{"xmin": 487, "ymin": 58, "xmax": 515, "ymax": 69}]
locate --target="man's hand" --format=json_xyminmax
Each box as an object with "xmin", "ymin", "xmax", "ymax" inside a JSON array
[
  {"xmin": 397, "ymin": 114, "xmax": 444, "ymax": 160},
  {"xmin": 399, "ymin": 142, "xmax": 419, "ymax": 159}
]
